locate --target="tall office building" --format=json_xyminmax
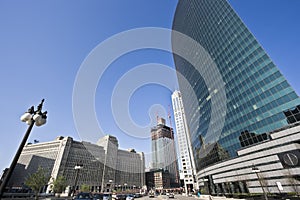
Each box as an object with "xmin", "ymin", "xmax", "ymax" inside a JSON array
[
  {"xmin": 171, "ymin": 90, "xmax": 197, "ymax": 193},
  {"xmin": 7, "ymin": 136, "xmax": 145, "ymax": 194},
  {"xmin": 172, "ymin": 0, "xmax": 300, "ymax": 194},
  {"xmin": 151, "ymin": 118, "xmax": 179, "ymax": 187}
]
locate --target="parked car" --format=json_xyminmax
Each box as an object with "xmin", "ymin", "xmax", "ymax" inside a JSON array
[
  {"xmin": 103, "ymin": 193, "xmax": 112, "ymax": 200},
  {"xmin": 73, "ymin": 192, "xmax": 93, "ymax": 200},
  {"xmin": 93, "ymin": 193, "xmax": 104, "ymax": 200},
  {"xmin": 134, "ymin": 193, "xmax": 142, "ymax": 198},
  {"xmin": 126, "ymin": 194, "xmax": 134, "ymax": 200},
  {"xmin": 114, "ymin": 194, "xmax": 126, "ymax": 200}
]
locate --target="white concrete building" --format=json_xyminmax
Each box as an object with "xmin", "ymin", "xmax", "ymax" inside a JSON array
[
  {"xmin": 197, "ymin": 124, "xmax": 300, "ymax": 195},
  {"xmin": 171, "ymin": 90, "xmax": 197, "ymax": 193}
]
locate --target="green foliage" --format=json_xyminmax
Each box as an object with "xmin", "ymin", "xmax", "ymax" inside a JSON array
[
  {"xmin": 81, "ymin": 184, "xmax": 90, "ymax": 192},
  {"xmin": 52, "ymin": 175, "xmax": 68, "ymax": 194},
  {"xmin": 25, "ymin": 167, "xmax": 49, "ymax": 200},
  {"xmin": 200, "ymin": 187, "xmax": 207, "ymax": 194},
  {"xmin": 116, "ymin": 188, "xmax": 122, "ymax": 193}
]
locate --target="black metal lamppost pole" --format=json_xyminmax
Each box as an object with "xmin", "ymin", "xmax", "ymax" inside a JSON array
[
  {"xmin": 0, "ymin": 99, "xmax": 47, "ymax": 199},
  {"xmin": 252, "ymin": 165, "xmax": 268, "ymax": 200},
  {"xmin": 72, "ymin": 163, "xmax": 83, "ymax": 196}
]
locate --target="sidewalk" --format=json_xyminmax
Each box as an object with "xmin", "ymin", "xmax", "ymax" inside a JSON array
[{"xmin": 197, "ymin": 195, "xmax": 246, "ymax": 200}]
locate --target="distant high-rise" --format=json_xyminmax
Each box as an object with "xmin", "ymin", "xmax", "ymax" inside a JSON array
[
  {"xmin": 151, "ymin": 118, "xmax": 179, "ymax": 187},
  {"xmin": 145, "ymin": 168, "xmax": 171, "ymax": 190},
  {"xmin": 171, "ymin": 90, "xmax": 197, "ymax": 193},
  {"xmin": 172, "ymin": 0, "xmax": 300, "ymax": 172}
]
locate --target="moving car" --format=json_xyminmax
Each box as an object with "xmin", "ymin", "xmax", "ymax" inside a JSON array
[
  {"xmin": 168, "ymin": 193, "xmax": 174, "ymax": 198},
  {"xmin": 148, "ymin": 191, "xmax": 155, "ymax": 198}
]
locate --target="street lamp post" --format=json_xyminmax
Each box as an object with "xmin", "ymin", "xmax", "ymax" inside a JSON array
[
  {"xmin": 101, "ymin": 152, "xmax": 108, "ymax": 193},
  {"xmin": 124, "ymin": 183, "xmax": 127, "ymax": 192},
  {"xmin": 108, "ymin": 180, "xmax": 113, "ymax": 193},
  {"xmin": 0, "ymin": 99, "xmax": 47, "ymax": 199},
  {"xmin": 252, "ymin": 165, "xmax": 268, "ymax": 200},
  {"xmin": 72, "ymin": 163, "xmax": 83, "ymax": 196}
]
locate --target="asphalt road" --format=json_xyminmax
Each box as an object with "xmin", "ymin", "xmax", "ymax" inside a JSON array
[
  {"xmin": 139, "ymin": 194, "xmax": 298, "ymax": 200},
  {"xmin": 2, "ymin": 194, "xmax": 295, "ymax": 200},
  {"xmin": 140, "ymin": 194, "xmax": 194, "ymax": 200},
  {"xmin": 139, "ymin": 194, "xmax": 230, "ymax": 200}
]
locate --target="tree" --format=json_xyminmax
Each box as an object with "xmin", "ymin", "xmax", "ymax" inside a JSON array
[
  {"xmin": 52, "ymin": 175, "xmax": 68, "ymax": 194},
  {"xmin": 286, "ymin": 169, "xmax": 300, "ymax": 196},
  {"xmin": 25, "ymin": 167, "xmax": 49, "ymax": 200},
  {"xmin": 81, "ymin": 184, "xmax": 90, "ymax": 192},
  {"xmin": 257, "ymin": 173, "xmax": 270, "ymax": 194}
]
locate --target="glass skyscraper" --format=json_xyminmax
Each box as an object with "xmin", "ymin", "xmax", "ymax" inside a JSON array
[{"xmin": 172, "ymin": 0, "xmax": 300, "ymax": 171}]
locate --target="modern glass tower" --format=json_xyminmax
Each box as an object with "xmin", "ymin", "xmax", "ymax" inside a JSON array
[{"xmin": 172, "ymin": 0, "xmax": 300, "ymax": 171}]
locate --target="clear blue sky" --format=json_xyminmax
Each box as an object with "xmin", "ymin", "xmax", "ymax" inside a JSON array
[{"xmin": 0, "ymin": 0, "xmax": 299, "ymax": 171}]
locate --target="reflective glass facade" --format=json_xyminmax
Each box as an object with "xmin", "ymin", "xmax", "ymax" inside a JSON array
[{"xmin": 172, "ymin": 0, "xmax": 300, "ymax": 171}]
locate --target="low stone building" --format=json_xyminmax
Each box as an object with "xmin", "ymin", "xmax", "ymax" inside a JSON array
[{"xmin": 7, "ymin": 135, "xmax": 145, "ymax": 193}]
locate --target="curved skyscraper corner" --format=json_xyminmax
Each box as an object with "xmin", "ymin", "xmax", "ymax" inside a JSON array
[{"xmin": 172, "ymin": 0, "xmax": 300, "ymax": 176}]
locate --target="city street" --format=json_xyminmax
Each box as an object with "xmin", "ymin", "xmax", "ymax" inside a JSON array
[
  {"xmin": 1, "ymin": 193, "xmax": 297, "ymax": 200},
  {"xmin": 138, "ymin": 194, "xmax": 298, "ymax": 200}
]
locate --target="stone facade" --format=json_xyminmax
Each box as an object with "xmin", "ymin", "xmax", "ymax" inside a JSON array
[{"xmin": 8, "ymin": 135, "xmax": 145, "ymax": 193}]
